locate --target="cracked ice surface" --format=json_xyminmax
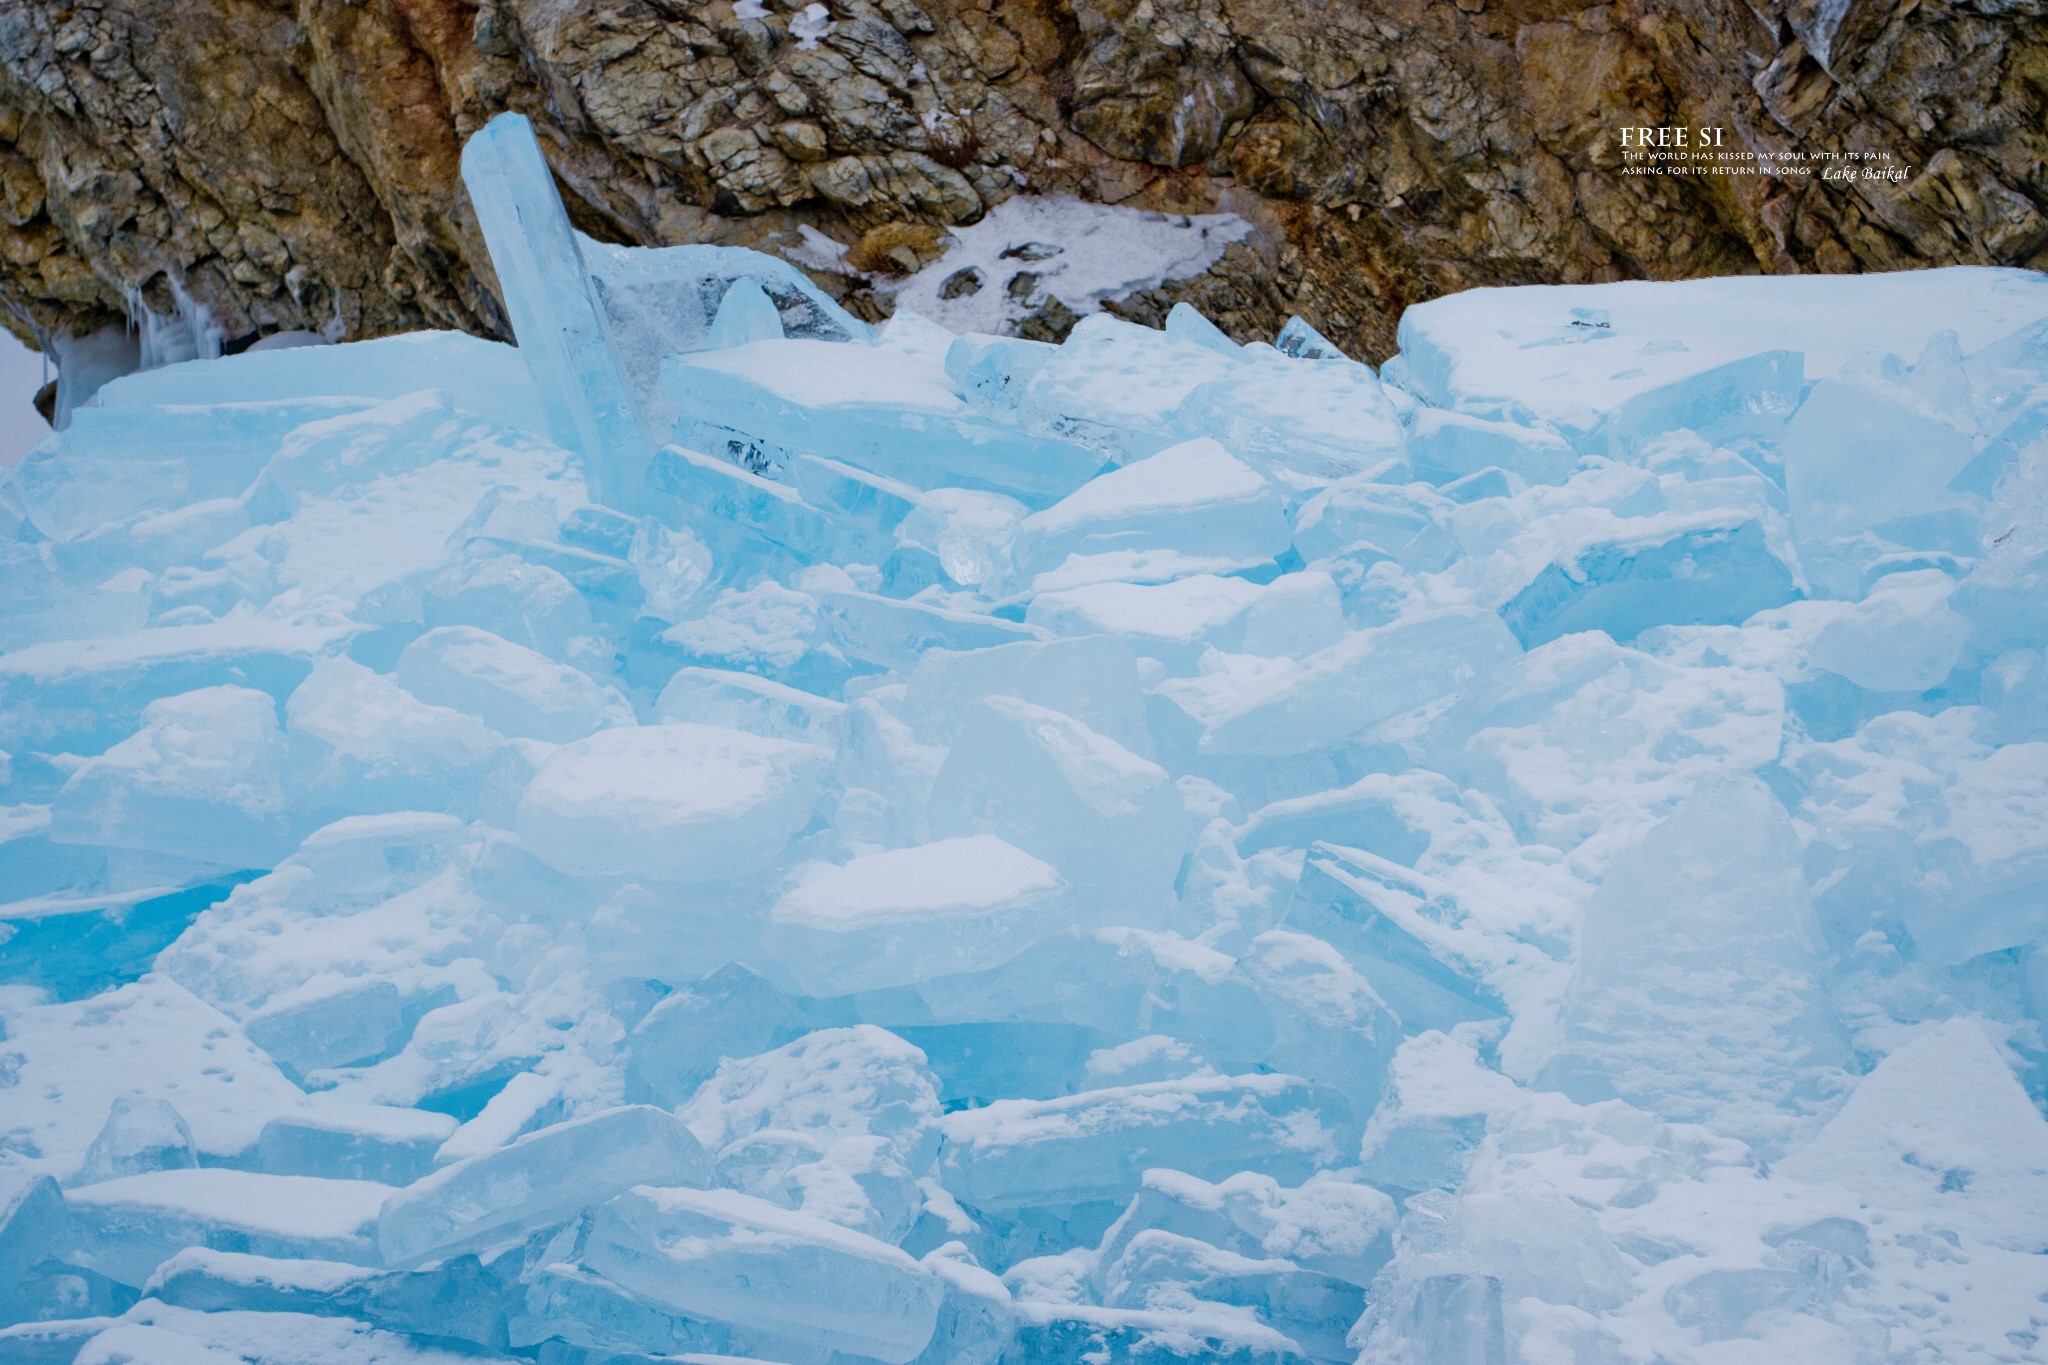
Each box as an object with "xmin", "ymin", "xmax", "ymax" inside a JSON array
[{"xmin": 4, "ymin": 113, "xmax": 2048, "ymax": 1363}]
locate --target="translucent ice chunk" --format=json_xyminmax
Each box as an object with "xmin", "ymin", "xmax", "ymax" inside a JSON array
[
  {"xmin": 1808, "ymin": 569, "xmax": 1969, "ymax": 693},
  {"xmin": 393, "ymin": 626, "xmax": 632, "ymax": 743},
  {"xmin": 585, "ymin": 235, "xmax": 870, "ymax": 445},
  {"xmin": 946, "ymin": 332, "xmax": 1057, "ymax": 415},
  {"xmin": 255, "ymin": 1106, "xmax": 458, "ymax": 1186},
  {"xmin": 901, "ymin": 634, "xmax": 1150, "ymax": 752},
  {"xmin": 663, "ymin": 338, "xmax": 1100, "ymax": 500},
  {"xmin": 141, "ymin": 1247, "xmax": 508, "ymax": 1351},
  {"xmin": 1408, "ymin": 409, "xmax": 1576, "ymax": 487},
  {"xmin": 1291, "ymin": 478, "xmax": 1457, "ymax": 568},
  {"xmin": 706, "ymin": 275, "xmax": 787, "ymax": 349},
  {"xmin": 768, "ymin": 836, "xmax": 1075, "ymax": 995},
  {"xmin": 575, "ymin": 1186, "xmax": 944, "ymax": 1362},
  {"xmin": 1013, "ymin": 438, "xmax": 1291, "ymax": 575},
  {"xmin": 283, "ymin": 659, "xmax": 501, "ymax": 817},
  {"xmin": 93, "ymin": 329, "xmax": 548, "ymax": 439},
  {"xmin": 918, "ymin": 1243, "xmax": 1016, "ymax": 1365},
  {"xmin": 1190, "ymin": 608, "xmax": 1522, "ymax": 757},
  {"xmin": 927, "ymin": 696, "xmax": 1190, "ymax": 925},
  {"xmin": 625, "ymin": 964, "xmax": 836, "ymax": 1109},
  {"xmin": 1595, "ymin": 349, "xmax": 1804, "ymax": 460},
  {"xmin": 0, "ymin": 612, "xmax": 355, "ymax": 758},
  {"xmin": 680, "ymin": 1025, "xmax": 941, "ymax": 1242},
  {"xmin": 789, "ymin": 453, "xmax": 924, "ymax": 542},
  {"xmin": 423, "ymin": 551, "xmax": 601, "ymax": 667},
  {"xmin": 655, "ymin": 665, "xmax": 844, "ymax": 745},
  {"xmin": 1275, "ymin": 316, "xmax": 1347, "ymax": 361},
  {"xmin": 1031, "ymin": 570, "xmax": 1349, "ymax": 667},
  {"xmin": 1393, "ymin": 268, "xmax": 2048, "ymax": 440},
  {"xmin": 1175, "ymin": 351, "xmax": 1410, "ymax": 485},
  {"xmin": 1094, "ymin": 1170, "xmax": 1396, "ymax": 1291},
  {"xmin": 1016, "ymin": 313, "xmax": 1243, "ymax": 464},
  {"xmin": 459, "ymin": 114, "xmax": 646, "ymax": 505},
  {"xmin": 1895, "ymin": 741, "xmax": 2048, "ymax": 963},
  {"xmin": 72, "ymin": 1301, "xmax": 506, "ymax": 1363},
  {"xmin": 1357, "ymin": 1034, "xmax": 1506, "ymax": 1198},
  {"xmin": 0, "ymin": 1171, "xmax": 68, "ymax": 1299},
  {"xmin": 1099, "ymin": 1228, "xmax": 1363, "ymax": 1361},
  {"xmin": 74, "ymin": 1098, "xmax": 199, "ymax": 1186},
  {"xmin": 1540, "ymin": 774, "xmax": 1850, "ymax": 1145},
  {"xmin": 1283, "ymin": 847, "xmax": 1503, "ymax": 1035},
  {"xmin": 1163, "ymin": 301, "xmax": 1243, "ymax": 356},
  {"xmin": 66, "ymin": 1169, "xmax": 390, "ymax": 1285},
  {"xmin": 818, "ymin": 590, "xmax": 1046, "ymax": 671},
  {"xmin": 1407, "ymin": 1273, "xmax": 1507, "ymax": 1365},
  {"xmin": 937, "ymin": 1073, "xmax": 1334, "ymax": 1211},
  {"xmin": 50, "ymin": 686, "xmax": 294, "ymax": 869},
  {"xmin": 376, "ymin": 1104, "xmax": 710, "ymax": 1265},
  {"xmin": 647, "ymin": 443, "xmax": 895, "ymax": 567},
  {"xmin": 514, "ymin": 723, "xmax": 826, "ymax": 882},
  {"xmin": 1784, "ymin": 368, "xmax": 1977, "ymax": 543},
  {"xmin": 1498, "ymin": 513, "xmax": 1800, "ymax": 648}
]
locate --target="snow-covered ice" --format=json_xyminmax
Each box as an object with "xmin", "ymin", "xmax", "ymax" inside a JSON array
[{"xmin": 4, "ymin": 111, "xmax": 2048, "ymax": 1362}]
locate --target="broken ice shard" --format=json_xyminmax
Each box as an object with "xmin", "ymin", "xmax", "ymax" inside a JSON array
[
  {"xmin": 460, "ymin": 113, "xmax": 646, "ymax": 505},
  {"xmin": 377, "ymin": 1104, "xmax": 710, "ymax": 1265}
]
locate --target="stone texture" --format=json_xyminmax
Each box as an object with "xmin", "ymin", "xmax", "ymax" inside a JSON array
[{"xmin": 0, "ymin": 0, "xmax": 2043, "ymax": 365}]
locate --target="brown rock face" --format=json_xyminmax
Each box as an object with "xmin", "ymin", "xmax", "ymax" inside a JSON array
[{"xmin": 1, "ymin": 0, "xmax": 2042, "ymax": 365}]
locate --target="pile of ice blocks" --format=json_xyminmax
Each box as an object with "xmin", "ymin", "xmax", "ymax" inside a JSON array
[{"xmin": 4, "ymin": 113, "xmax": 2048, "ymax": 1363}]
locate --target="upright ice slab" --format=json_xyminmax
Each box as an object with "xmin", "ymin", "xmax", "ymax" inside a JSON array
[{"xmin": 460, "ymin": 114, "xmax": 645, "ymax": 505}]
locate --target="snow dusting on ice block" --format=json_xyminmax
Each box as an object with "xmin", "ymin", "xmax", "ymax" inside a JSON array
[
  {"xmin": 1777, "ymin": 1019, "xmax": 2048, "ymax": 1250},
  {"xmin": 376, "ymin": 1104, "xmax": 709, "ymax": 1265},
  {"xmin": 678, "ymin": 1025, "xmax": 941, "ymax": 1242},
  {"xmin": 92, "ymin": 330, "xmax": 549, "ymax": 439},
  {"xmin": 937, "ymin": 1073, "xmax": 1335, "ymax": 1211},
  {"xmin": 514, "ymin": 723, "xmax": 825, "ymax": 881},
  {"xmin": 1284, "ymin": 846, "xmax": 1505, "ymax": 1036},
  {"xmin": 1391, "ymin": 266, "xmax": 2048, "ymax": 442},
  {"xmin": 1013, "ymin": 437, "xmax": 1290, "ymax": 575},
  {"xmin": 768, "ymin": 836, "xmax": 1074, "ymax": 995},
  {"xmin": 393, "ymin": 625, "xmax": 632, "ymax": 743},
  {"xmin": 573, "ymin": 1185, "xmax": 944, "ymax": 1363},
  {"xmin": 0, "ymin": 975, "xmax": 307, "ymax": 1179},
  {"xmin": 66, "ymin": 1169, "xmax": 390, "ymax": 1285}
]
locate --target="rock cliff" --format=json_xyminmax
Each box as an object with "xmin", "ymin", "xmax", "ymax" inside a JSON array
[{"xmin": 1, "ymin": 0, "xmax": 2042, "ymax": 370}]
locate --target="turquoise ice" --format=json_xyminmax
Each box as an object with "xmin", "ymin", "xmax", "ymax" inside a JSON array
[{"xmin": 6, "ymin": 108, "xmax": 2048, "ymax": 1363}]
